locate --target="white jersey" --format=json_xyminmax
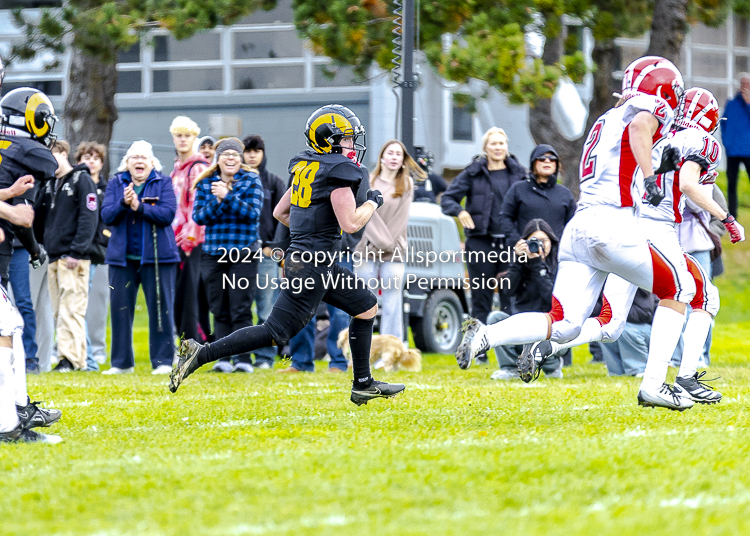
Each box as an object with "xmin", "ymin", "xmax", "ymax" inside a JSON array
[
  {"xmin": 638, "ymin": 128, "xmax": 721, "ymax": 223},
  {"xmin": 578, "ymin": 94, "xmax": 674, "ymax": 209}
]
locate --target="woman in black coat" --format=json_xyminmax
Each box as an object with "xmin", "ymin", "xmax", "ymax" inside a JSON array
[
  {"xmin": 441, "ymin": 128, "xmax": 527, "ymax": 346},
  {"xmin": 489, "ymin": 219, "xmax": 569, "ymax": 380}
]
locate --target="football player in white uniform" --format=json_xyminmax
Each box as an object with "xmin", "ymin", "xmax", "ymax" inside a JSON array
[
  {"xmin": 456, "ymin": 56, "xmax": 708, "ymax": 410},
  {"xmin": 524, "ymin": 88, "xmax": 740, "ymax": 408}
]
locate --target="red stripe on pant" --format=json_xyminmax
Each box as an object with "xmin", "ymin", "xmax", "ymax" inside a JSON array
[
  {"xmin": 649, "ymin": 243, "xmax": 680, "ymax": 300},
  {"xmin": 596, "ymin": 295, "xmax": 612, "ymax": 326},
  {"xmin": 549, "ymin": 295, "xmax": 564, "ymax": 323},
  {"xmin": 684, "ymin": 254, "xmax": 708, "ymax": 311}
]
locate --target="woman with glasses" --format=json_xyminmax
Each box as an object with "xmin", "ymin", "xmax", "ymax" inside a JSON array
[
  {"xmin": 499, "ymin": 144, "xmax": 576, "ymax": 252},
  {"xmin": 101, "ymin": 141, "xmax": 180, "ymax": 374},
  {"xmin": 191, "ymin": 138, "xmax": 264, "ymax": 373}
]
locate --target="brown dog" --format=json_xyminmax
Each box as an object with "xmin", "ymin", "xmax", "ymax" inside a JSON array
[{"xmin": 337, "ymin": 328, "xmax": 422, "ymax": 372}]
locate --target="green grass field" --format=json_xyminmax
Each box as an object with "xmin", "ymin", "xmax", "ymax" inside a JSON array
[{"xmin": 4, "ymin": 199, "xmax": 750, "ymax": 536}]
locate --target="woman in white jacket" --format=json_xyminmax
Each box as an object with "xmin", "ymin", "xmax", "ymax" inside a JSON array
[{"xmin": 356, "ymin": 140, "xmax": 424, "ymax": 340}]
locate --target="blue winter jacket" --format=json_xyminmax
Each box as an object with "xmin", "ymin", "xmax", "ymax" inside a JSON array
[
  {"xmin": 101, "ymin": 169, "xmax": 180, "ymax": 267},
  {"xmin": 720, "ymin": 93, "xmax": 750, "ymax": 158}
]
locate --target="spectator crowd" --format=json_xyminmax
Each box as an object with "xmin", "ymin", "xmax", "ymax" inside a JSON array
[{"xmin": 3, "ymin": 107, "xmax": 733, "ymax": 379}]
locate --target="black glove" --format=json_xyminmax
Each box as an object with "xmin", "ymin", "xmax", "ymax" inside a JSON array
[
  {"xmin": 29, "ymin": 244, "xmax": 47, "ymax": 269},
  {"xmin": 366, "ymin": 189, "xmax": 384, "ymax": 209},
  {"xmin": 654, "ymin": 145, "xmax": 681, "ymax": 175},
  {"xmin": 643, "ymin": 175, "xmax": 665, "ymax": 207}
]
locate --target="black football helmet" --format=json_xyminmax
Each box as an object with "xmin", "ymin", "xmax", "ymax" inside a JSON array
[
  {"xmin": 0, "ymin": 87, "xmax": 58, "ymax": 147},
  {"xmin": 305, "ymin": 104, "xmax": 366, "ymax": 163}
]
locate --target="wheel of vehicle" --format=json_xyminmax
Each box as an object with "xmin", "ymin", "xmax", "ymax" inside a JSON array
[{"xmin": 411, "ymin": 290, "xmax": 464, "ymax": 354}]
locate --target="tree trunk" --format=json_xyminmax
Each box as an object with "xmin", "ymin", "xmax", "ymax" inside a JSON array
[
  {"xmin": 64, "ymin": 47, "xmax": 118, "ymax": 177},
  {"xmin": 645, "ymin": 0, "xmax": 689, "ymax": 64}
]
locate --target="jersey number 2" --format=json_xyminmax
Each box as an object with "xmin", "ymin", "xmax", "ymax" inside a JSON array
[
  {"xmin": 290, "ymin": 161, "xmax": 320, "ymax": 208},
  {"xmin": 581, "ymin": 119, "xmax": 604, "ymax": 182}
]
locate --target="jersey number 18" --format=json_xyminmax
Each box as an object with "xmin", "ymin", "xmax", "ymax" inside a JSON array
[{"xmin": 290, "ymin": 160, "xmax": 320, "ymax": 208}]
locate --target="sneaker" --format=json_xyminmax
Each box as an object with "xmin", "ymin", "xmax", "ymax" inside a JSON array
[
  {"xmin": 350, "ymin": 380, "xmax": 406, "ymax": 406},
  {"xmin": 0, "ymin": 423, "xmax": 63, "ymax": 444},
  {"xmin": 233, "ymin": 362, "xmax": 254, "ymax": 373},
  {"xmin": 327, "ymin": 367, "xmax": 346, "ymax": 373},
  {"xmin": 456, "ymin": 318, "xmax": 489, "ymax": 370},
  {"xmin": 637, "ymin": 383, "xmax": 695, "ymax": 411},
  {"xmin": 518, "ymin": 340, "xmax": 552, "ymax": 383},
  {"xmin": 490, "ymin": 368, "xmax": 520, "ymax": 380},
  {"xmin": 16, "ymin": 398, "xmax": 61, "ymax": 430},
  {"xmin": 253, "ymin": 362, "xmax": 272, "ymax": 370},
  {"xmin": 151, "ymin": 365, "xmax": 172, "ymax": 375},
  {"xmin": 93, "ymin": 353, "xmax": 108, "ymax": 365},
  {"xmin": 169, "ymin": 339, "xmax": 205, "ymax": 393},
  {"xmin": 52, "ymin": 358, "xmax": 75, "ymax": 373},
  {"xmin": 210, "ymin": 361, "xmax": 233, "ymax": 373},
  {"xmin": 102, "ymin": 367, "xmax": 134, "ymax": 375},
  {"xmin": 674, "ymin": 372, "xmax": 722, "ymax": 404},
  {"xmin": 476, "ymin": 353, "xmax": 489, "ymax": 365}
]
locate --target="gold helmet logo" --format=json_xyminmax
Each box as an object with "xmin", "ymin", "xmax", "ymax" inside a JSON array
[
  {"xmin": 24, "ymin": 91, "xmax": 54, "ymax": 139},
  {"xmin": 308, "ymin": 113, "xmax": 354, "ymax": 154}
]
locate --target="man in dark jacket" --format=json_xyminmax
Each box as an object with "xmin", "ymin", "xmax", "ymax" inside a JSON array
[
  {"xmin": 441, "ymin": 128, "xmax": 527, "ymax": 329},
  {"xmin": 38, "ymin": 141, "xmax": 98, "ymax": 371},
  {"xmin": 500, "ymin": 144, "xmax": 576, "ymax": 248},
  {"xmin": 720, "ymin": 73, "xmax": 750, "ymax": 217},
  {"xmin": 242, "ymin": 134, "xmax": 286, "ymax": 369},
  {"xmin": 413, "ymin": 146, "xmax": 447, "ymax": 203},
  {"xmin": 600, "ymin": 289, "xmax": 658, "ymax": 377}
]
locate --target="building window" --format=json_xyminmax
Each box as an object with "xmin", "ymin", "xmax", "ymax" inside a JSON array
[
  {"xmin": 116, "ymin": 71, "xmax": 142, "ymax": 94},
  {"xmin": 153, "ymin": 68, "xmax": 223, "ymax": 92},
  {"xmin": 117, "ymin": 43, "xmax": 141, "ymax": 64},
  {"xmin": 233, "ymin": 65, "xmax": 304, "ymax": 90},
  {"xmin": 314, "ymin": 65, "xmax": 364, "ymax": 87},
  {"xmin": 452, "ymin": 103, "xmax": 473, "ymax": 141},
  {"xmin": 153, "ymin": 33, "xmax": 221, "ymax": 62},
  {"xmin": 1, "ymin": 80, "xmax": 62, "ymax": 96},
  {"xmin": 233, "ymin": 30, "xmax": 303, "ymax": 59}
]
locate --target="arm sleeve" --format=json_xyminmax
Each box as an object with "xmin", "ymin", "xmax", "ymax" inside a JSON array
[
  {"xmin": 440, "ymin": 170, "xmax": 471, "ymax": 217},
  {"xmin": 182, "ymin": 162, "xmax": 209, "ymax": 245},
  {"xmin": 221, "ymin": 175, "xmax": 263, "ymax": 223},
  {"xmin": 192, "ymin": 181, "xmax": 222, "ymax": 225},
  {"xmin": 69, "ymin": 174, "xmax": 98, "ymax": 258},
  {"xmin": 526, "ymin": 258, "xmax": 554, "ymax": 302},
  {"xmin": 139, "ymin": 178, "xmax": 177, "ymax": 227},
  {"xmin": 101, "ymin": 179, "xmax": 130, "ymax": 226},
  {"xmin": 505, "ymin": 261, "xmax": 524, "ymax": 298},
  {"xmin": 499, "ymin": 185, "xmax": 521, "ymax": 245}
]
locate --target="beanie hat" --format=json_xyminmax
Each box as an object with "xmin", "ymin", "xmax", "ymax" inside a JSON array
[
  {"xmin": 118, "ymin": 140, "xmax": 162, "ymax": 172},
  {"xmin": 197, "ymin": 135, "xmax": 216, "ymax": 148},
  {"xmin": 214, "ymin": 137, "xmax": 244, "ymax": 160},
  {"xmin": 169, "ymin": 116, "xmax": 200, "ymax": 136}
]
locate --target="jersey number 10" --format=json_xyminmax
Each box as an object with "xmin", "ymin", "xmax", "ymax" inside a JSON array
[{"xmin": 290, "ymin": 161, "xmax": 320, "ymax": 208}]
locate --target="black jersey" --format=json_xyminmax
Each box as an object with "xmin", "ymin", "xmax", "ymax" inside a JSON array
[
  {"xmin": 287, "ymin": 150, "xmax": 366, "ymax": 252},
  {"xmin": 0, "ymin": 135, "xmax": 57, "ymax": 250}
]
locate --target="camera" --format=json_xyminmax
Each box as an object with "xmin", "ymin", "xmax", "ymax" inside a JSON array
[{"xmin": 526, "ymin": 237, "xmax": 543, "ymax": 254}]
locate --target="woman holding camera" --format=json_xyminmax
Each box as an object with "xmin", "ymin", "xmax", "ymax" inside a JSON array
[
  {"xmin": 441, "ymin": 127, "xmax": 526, "ymax": 361},
  {"xmin": 192, "ymin": 138, "xmax": 264, "ymax": 373},
  {"xmin": 101, "ymin": 141, "xmax": 180, "ymax": 374},
  {"xmin": 490, "ymin": 219, "xmax": 567, "ymax": 380}
]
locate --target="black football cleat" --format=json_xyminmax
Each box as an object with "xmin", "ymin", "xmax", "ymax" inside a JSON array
[
  {"xmin": 0, "ymin": 422, "xmax": 62, "ymax": 444},
  {"xmin": 518, "ymin": 340, "xmax": 552, "ymax": 383},
  {"xmin": 16, "ymin": 397, "xmax": 62, "ymax": 430},
  {"xmin": 674, "ymin": 372, "xmax": 722, "ymax": 404},
  {"xmin": 350, "ymin": 380, "xmax": 405, "ymax": 406},
  {"xmin": 169, "ymin": 339, "xmax": 204, "ymax": 393}
]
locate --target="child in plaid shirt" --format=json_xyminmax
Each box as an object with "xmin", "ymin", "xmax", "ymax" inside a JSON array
[{"xmin": 192, "ymin": 137, "xmax": 264, "ymax": 373}]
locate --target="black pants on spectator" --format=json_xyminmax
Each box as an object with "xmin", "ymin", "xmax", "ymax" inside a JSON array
[
  {"xmin": 200, "ymin": 253, "xmax": 258, "ymax": 364},
  {"xmin": 465, "ymin": 235, "xmax": 511, "ymax": 323},
  {"xmin": 174, "ymin": 244, "xmax": 211, "ymax": 343},
  {"xmin": 726, "ymin": 156, "xmax": 750, "ymax": 217}
]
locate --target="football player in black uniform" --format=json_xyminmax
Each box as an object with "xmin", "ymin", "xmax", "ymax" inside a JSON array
[
  {"xmin": 171, "ymin": 105, "xmax": 406, "ymax": 405},
  {"xmin": 0, "ymin": 82, "xmax": 62, "ymax": 443}
]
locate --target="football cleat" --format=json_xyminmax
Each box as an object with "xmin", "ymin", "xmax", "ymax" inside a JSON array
[
  {"xmin": 674, "ymin": 371, "xmax": 722, "ymax": 404},
  {"xmin": 637, "ymin": 383, "xmax": 695, "ymax": 411},
  {"xmin": 169, "ymin": 339, "xmax": 204, "ymax": 393},
  {"xmin": 456, "ymin": 318, "xmax": 489, "ymax": 370},
  {"xmin": 16, "ymin": 398, "xmax": 61, "ymax": 430},
  {"xmin": 0, "ymin": 423, "xmax": 62, "ymax": 444},
  {"xmin": 518, "ymin": 340, "xmax": 552, "ymax": 383},
  {"xmin": 350, "ymin": 380, "xmax": 405, "ymax": 406}
]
